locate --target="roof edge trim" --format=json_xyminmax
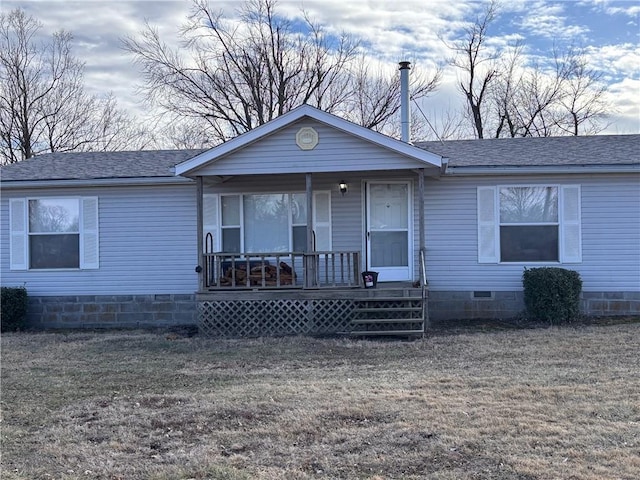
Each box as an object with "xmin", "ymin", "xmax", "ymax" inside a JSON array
[
  {"xmin": 0, "ymin": 176, "xmax": 194, "ymax": 189},
  {"xmin": 443, "ymin": 164, "xmax": 640, "ymax": 176}
]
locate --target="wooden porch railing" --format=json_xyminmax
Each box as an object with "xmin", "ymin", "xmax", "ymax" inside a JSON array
[{"xmin": 202, "ymin": 251, "xmax": 361, "ymax": 289}]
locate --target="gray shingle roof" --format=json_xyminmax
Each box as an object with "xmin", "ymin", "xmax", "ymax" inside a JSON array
[
  {"xmin": 415, "ymin": 134, "xmax": 639, "ymax": 167},
  {"xmin": 1, "ymin": 134, "xmax": 638, "ymax": 183},
  {"xmin": 0, "ymin": 149, "xmax": 205, "ymax": 182}
]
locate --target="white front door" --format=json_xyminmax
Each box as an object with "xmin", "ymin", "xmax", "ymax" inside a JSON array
[{"xmin": 366, "ymin": 181, "xmax": 412, "ymax": 281}]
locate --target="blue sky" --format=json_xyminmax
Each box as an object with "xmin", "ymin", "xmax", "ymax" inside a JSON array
[{"xmin": 3, "ymin": 0, "xmax": 639, "ymax": 136}]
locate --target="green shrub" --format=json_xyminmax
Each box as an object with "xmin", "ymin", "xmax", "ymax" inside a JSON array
[
  {"xmin": 1, "ymin": 286, "xmax": 28, "ymax": 332},
  {"xmin": 522, "ymin": 267, "xmax": 582, "ymax": 324}
]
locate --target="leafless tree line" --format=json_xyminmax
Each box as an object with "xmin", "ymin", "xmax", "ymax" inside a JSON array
[
  {"xmin": 121, "ymin": 0, "xmax": 441, "ymax": 146},
  {"xmin": 0, "ymin": 9, "xmax": 148, "ymax": 164},
  {"xmin": 1, "ymin": 0, "xmax": 612, "ymax": 164},
  {"xmin": 448, "ymin": 1, "xmax": 608, "ymax": 139}
]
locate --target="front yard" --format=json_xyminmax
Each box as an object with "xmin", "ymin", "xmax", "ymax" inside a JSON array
[{"xmin": 1, "ymin": 323, "xmax": 639, "ymax": 479}]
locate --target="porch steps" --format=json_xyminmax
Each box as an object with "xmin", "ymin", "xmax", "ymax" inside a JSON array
[{"xmin": 350, "ymin": 288, "xmax": 426, "ymax": 338}]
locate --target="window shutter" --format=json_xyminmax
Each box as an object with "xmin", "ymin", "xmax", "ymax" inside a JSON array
[
  {"xmin": 9, "ymin": 199, "xmax": 27, "ymax": 270},
  {"xmin": 81, "ymin": 197, "xmax": 99, "ymax": 269},
  {"xmin": 313, "ymin": 191, "xmax": 331, "ymax": 251},
  {"xmin": 561, "ymin": 185, "xmax": 582, "ymax": 263},
  {"xmin": 477, "ymin": 187, "xmax": 499, "ymax": 263},
  {"xmin": 203, "ymin": 194, "xmax": 219, "ymax": 252}
]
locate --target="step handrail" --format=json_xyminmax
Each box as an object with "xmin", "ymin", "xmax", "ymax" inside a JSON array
[{"xmin": 419, "ymin": 247, "xmax": 428, "ymax": 333}]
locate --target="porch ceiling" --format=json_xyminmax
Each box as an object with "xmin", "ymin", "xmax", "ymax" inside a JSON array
[{"xmin": 200, "ymin": 166, "xmax": 440, "ymax": 185}]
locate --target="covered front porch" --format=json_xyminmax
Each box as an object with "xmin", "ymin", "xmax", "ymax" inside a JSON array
[
  {"xmin": 174, "ymin": 105, "xmax": 442, "ymax": 337},
  {"xmin": 194, "ymin": 168, "xmax": 432, "ymax": 292},
  {"xmin": 191, "ymin": 168, "xmax": 432, "ymax": 337}
]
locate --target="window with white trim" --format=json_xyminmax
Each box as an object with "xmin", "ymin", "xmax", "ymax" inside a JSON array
[
  {"xmin": 203, "ymin": 192, "xmax": 331, "ymax": 253},
  {"xmin": 478, "ymin": 185, "xmax": 581, "ymax": 264},
  {"xmin": 10, "ymin": 197, "xmax": 99, "ymax": 270}
]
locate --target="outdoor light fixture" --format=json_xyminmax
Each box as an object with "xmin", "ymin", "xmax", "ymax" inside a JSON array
[{"xmin": 339, "ymin": 181, "xmax": 348, "ymax": 195}]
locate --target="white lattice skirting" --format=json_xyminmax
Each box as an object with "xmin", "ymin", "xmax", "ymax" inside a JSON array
[{"xmin": 198, "ymin": 299, "xmax": 355, "ymax": 337}]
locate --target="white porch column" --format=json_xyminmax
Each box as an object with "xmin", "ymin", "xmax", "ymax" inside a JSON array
[
  {"xmin": 305, "ymin": 173, "xmax": 316, "ymax": 287},
  {"xmin": 196, "ymin": 176, "xmax": 204, "ymax": 291},
  {"xmin": 418, "ymin": 168, "xmax": 425, "ymax": 252}
]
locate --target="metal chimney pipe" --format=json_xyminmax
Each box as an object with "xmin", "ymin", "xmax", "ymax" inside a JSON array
[{"xmin": 399, "ymin": 61, "xmax": 411, "ymax": 143}]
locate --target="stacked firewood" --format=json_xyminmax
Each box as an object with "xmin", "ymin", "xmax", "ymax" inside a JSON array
[{"xmin": 219, "ymin": 261, "xmax": 296, "ymax": 287}]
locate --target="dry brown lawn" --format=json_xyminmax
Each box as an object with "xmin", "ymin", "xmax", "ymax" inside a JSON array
[{"xmin": 1, "ymin": 322, "xmax": 639, "ymax": 479}]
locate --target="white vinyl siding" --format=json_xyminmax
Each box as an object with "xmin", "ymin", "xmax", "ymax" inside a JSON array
[
  {"xmin": 1, "ymin": 184, "xmax": 197, "ymax": 296},
  {"xmin": 477, "ymin": 185, "xmax": 581, "ymax": 264},
  {"xmin": 423, "ymin": 175, "xmax": 637, "ymax": 293},
  {"xmin": 194, "ymin": 119, "xmax": 430, "ymax": 176},
  {"xmin": 10, "ymin": 196, "xmax": 99, "ymax": 270},
  {"xmin": 3, "ymin": 173, "xmax": 635, "ymax": 298}
]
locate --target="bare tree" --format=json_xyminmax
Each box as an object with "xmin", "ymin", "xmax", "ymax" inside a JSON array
[
  {"xmin": 420, "ymin": 106, "xmax": 470, "ymax": 141},
  {"xmin": 555, "ymin": 48, "xmax": 609, "ymax": 135},
  {"xmin": 488, "ymin": 45, "xmax": 609, "ymax": 138},
  {"xmin": 161, "ymin": 118, "xmax": 215, "ymax": 150},
  {"xmin": 447, "ymin": 2, "xmax": 610, "ymax": 139},
  {"xmin": 446, "ymin": 0, "xmax": 499, "ymax": 139},
  {"xmin": 511, "ymin": 54, "xmax": 570, "ymax": 137},
  {"xmin": 341, "ymin": 55, "xmax": 441, "ymax": 135},
  {"xmin": 490, "ymin": 42, "xmax": 524, "ymax": 138},
  {"xmin": 0, "ymin": 8, "xmax": 145, "ymax": 164},
  {"xmin": 123, "ymin": 0, "xmax": 440, "ymax": 144}
]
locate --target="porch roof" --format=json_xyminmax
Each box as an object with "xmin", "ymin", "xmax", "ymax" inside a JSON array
[{"xmin": 174, "ymin": 105, "xmax": 442, "ymax": 177}]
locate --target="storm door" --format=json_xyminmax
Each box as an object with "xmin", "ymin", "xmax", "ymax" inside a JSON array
[{"xmin": 365, "ymin": 181, "xmax": 412, "ymax": 281}]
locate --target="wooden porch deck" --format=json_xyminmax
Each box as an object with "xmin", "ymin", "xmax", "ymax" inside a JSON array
[
  {"xmin": 196, "ymin": 281, "xmax": 428, "ymax": 338},
  {"xmin": 197, "ymin": 249, "xmax": 429, "ymax": 337}
]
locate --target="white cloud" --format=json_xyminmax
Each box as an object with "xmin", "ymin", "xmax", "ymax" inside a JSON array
[
  {"xmin": 603, "ymin": 77, "xmax": 640, "ymax": 134},
  {"xmin": 586, "ymin": 43, "xmax": 640, "ymax": 81},
  {"xmin": 516, "ymin": 1, "xmax": 590, "ymax": 41},
  {"xmin": 605, "ymin": 5, "xmax": 640, "ymax": 17},
  {"xmin": 3, "ymin": 0, "xmax": 638, "ymax": 135}
]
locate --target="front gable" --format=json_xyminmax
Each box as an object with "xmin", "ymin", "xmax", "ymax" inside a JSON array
[{"xmin": 175, "ymin": 105, "xmax": 442, "ymax": 177}]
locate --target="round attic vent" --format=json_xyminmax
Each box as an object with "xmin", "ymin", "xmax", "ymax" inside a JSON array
[{"xmin": 296, "ymin": 127, "xmax": 318, "ymax": 150}]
